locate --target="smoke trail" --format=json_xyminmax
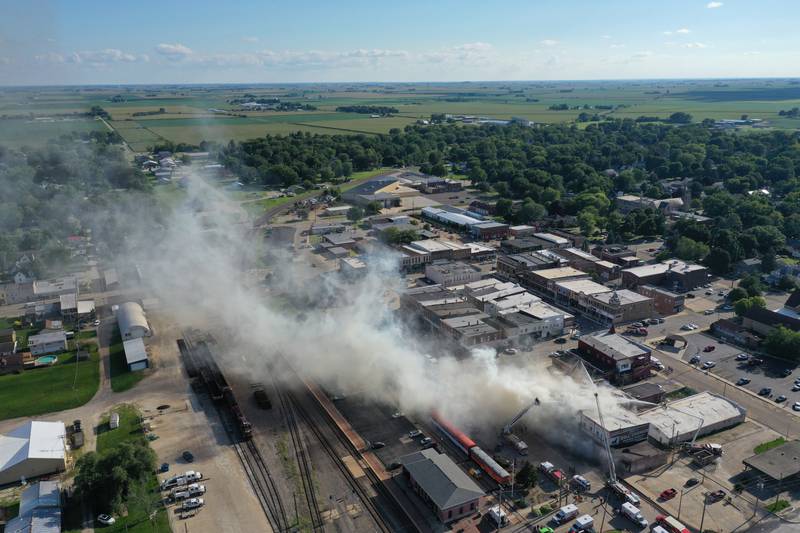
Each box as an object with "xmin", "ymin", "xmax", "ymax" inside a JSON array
[{"xmin": 131, "ymin": 174, "xmax": 626, "ymax": 451}]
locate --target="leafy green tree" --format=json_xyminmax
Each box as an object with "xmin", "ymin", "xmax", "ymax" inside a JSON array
[
  {"xmin": 365, "ymin": 201, "xmax": 382, "ymax": 216},
  {"xmin": 705, "ymin": 248, "xmax": 731, "ymax": 275},
  {"xmin": 346, "ymin": 206, "xmax": 364, "ymax": 222},
  {"xmin": 515, "ymin": 461, "xmax": 537, "ymax": 489},
  {"xmin": 739, "ymin": 274, "xmax": 765, "ymax": 297},
  {"xmin": 727, "ymin": 287, "xmax": 748, "ymax": 302},
  {"xmin": 517, "ymin": 200, "xmax": 546, "ymax": 224},
  {"xmin": 674, "ymin": 237, "xmax": 709, "ymax": 262},
  {"xmin": 764, "ymin": 327, "xmax": 800, "ymax": 361},
  {"xmin": 381, "ymin": 227, "xmax": 419, "ymax": 245},
  {"xmin": 668, "ymin": 112, "xmax": 692, "ymax": 124},
  {"xmin": 734, "ymin": 296, "xmax": 766, "ymax": 316},
  {"xmin": 761, "ymin": 249, "xmax": 777, "ymax": 273},
  {"xmin": 495, "ymin": 198, "xmax": 513, "ymax": 219}
]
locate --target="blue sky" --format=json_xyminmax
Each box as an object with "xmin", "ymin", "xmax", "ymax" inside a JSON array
[{"xmin": 1, "ymin": 0, "xmax": 798, "ymax": 85}]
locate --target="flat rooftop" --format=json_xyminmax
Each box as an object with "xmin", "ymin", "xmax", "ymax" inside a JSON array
[
  {"xmin": 581, "ymin": 333, "xmax": 649, "ymax": 361},
  {"xmin": 410, "ymin": 239, "xmax": 470, "ymax": 253},
  {"xmin": 623, "ymin": 260, "xmax": 705, "ymax": 278},
  {"xmin": 743, "ymin": 441, "xmax": 800, "ymax": 480},
  {"xmin": 581, "ymin": 408, "xmax": 648, "ymax": 432},
  {"xmin": 556, "ymin": 278, "xmax": 611, "ymax": 296},
  {"xmin": 530, "ymin": 266, "xmax": 588, "ymax": 280},
  {"xmin": 562, "ymin": 247, "xmax": 599, "ymax": 261},
  {"xmin": 522, "ymin": 301, "xmax": 570, "ymax": 320},
  {"xmin": 639, "ymin": 392, "xmax": 746, "ymax": 437},
  {"xmin": 592, "ymin": 289, "xmax": 651, "ymax": 305},
  {"xmin": 533, "ymin": 232, "xmax": 569, "ymax": 245}
]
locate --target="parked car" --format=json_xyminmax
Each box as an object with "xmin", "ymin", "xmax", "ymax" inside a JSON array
[
  {"xmin": 793, "ymin": 402, "xmax": 800, "ymax": 412},
  {"xmin": 408, "ymin": 429, "xmax": 423, "ymax": 438},
  {"xmin": 160, "ymin": 462, "xmax": 170, "ymax": 473},
  {"xmin": 504, "ymin": 347, "xmax": 518, "ymax": 355},
  {"xmin": 736, "ymin": 377, "xmax": 751, "ymax": 386},
  {"xmin": 781, "ymin": 369, "xmax": 794, "ymax": 377},
  {"xmin": 690, "ymin": 355, "xmax": 701, "ymax": 364},
  {"xmin": 776, "ymin": 395, "xmax": 787, "ymax": 403},
  {"xmin": 388, "ymin": 461, "xmax": 402, "ymax": 470},
  {"xmin": 419, "ymin": 437, "xmax": 433, "ymax": 446},
  {"xmin": 371, "ymin": 441, "xmax": 386, "ymax": 449},
  {"xmin": 792, "ymin": 384, "xmax": 800, "ymax": 392},
  {"xmin": 703, "ymin": 345, "xmax": 716, "ymax": 352},
  {"xmin": 704, "ymin": 309, "xmax": 715, "ymax": 315},
  {"xmin": 97, "ymin": 514, "xmax": 116, "ymax": 526},
  {"xmin": 660, "ymin": 488, "xmax": 677, "ymax": 500},
  {"xmin": 702, "ymin": 361, "xmax": 716, "ymax": 369},
  {"xmin": 759, "ymin": 387, "xmax": 772, "ymax": 396},
  {"xmin": 708, "ymin": 490, "xmax": 726, "ymax": 502},
  {"xmin": 182, "ymin": 498, "xmax": 204, "ymax": 510},
  {"xmin": 182, "ymin": 451, "xmax": 194, "ymax": 463},
  {"xmin": 685, "ymin": 478, "xmax": 700, "ymax": 487},
  {"xmin": 735, "ymin": 353, "xmax": 749, "ymax": 361},
  {"xmin": 749, "ymin": 358, "xmax": 764, "ymax": 366},
  {"xmin": 391, "ymin": 411, "xmax": 403, "ymax": 418},
  {"xmin": 554, "ymin": 337, "xmax": 567, "ymax": 344}
]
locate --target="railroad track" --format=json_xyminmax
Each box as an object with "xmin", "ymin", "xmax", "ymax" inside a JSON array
[
  {"xmin": 275, "ymin": 384, "xmax": 325, "ymax": 531},
  {"xmin": 181, "ymin": 332, "xmax": 290, "ymax": 532},
  {"xmin": 287, "ymin": 390, "xmax": 399, "ymax": 533}
]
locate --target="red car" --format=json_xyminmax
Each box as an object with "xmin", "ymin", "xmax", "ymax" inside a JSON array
[
  {"xmin": 703, "ymin": 345, "xmax": 715, "ymax": 352},
  {"xmin": 660, "ymin": 488, "xmax": 678, "ymax": 500}
]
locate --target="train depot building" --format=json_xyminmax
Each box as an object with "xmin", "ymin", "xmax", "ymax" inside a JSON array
[{"xmin": 398, "ymin": 448, "xmax": 485, "ymax": 523}]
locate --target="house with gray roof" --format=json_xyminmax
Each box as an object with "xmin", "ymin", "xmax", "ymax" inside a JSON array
[{"xmin": 399, "ymin": 448, "xmax": 485, "ymax": 523}]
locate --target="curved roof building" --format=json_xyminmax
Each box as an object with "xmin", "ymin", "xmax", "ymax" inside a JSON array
[{"xmin": 117, "ymin": 302, "xmax": 150, "ymax": 339}]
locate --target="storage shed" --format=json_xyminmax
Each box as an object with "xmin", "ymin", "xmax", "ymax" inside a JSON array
[
  {"xmin": 0, "ymin": 421, "xmax": 66, "ymax": 485},
  {"xmin": 116, "ymin": 302, "xmax": 150, "ymax": 339},
  {"xmin": 122, "ymin": 337, "xmax": 149, "ymax": 371}
]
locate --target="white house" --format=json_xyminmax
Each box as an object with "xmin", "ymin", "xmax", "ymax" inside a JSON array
[{"xmin": 28, "ymin": 331, "xmax": 67, "ymax": 356}]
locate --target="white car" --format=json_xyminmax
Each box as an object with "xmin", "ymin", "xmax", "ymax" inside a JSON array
[
  {"xmin": 702, "ymin": 361, "xmax": 717, "ymax": 369},
  {"xmin": 408, "ymin": 429, "xmax": 423, "ymax": 438},
  {"xmin": 97, "ymin": 514, "xmax": 115, "ymax": 526},
  {"xmin": 704, "ymin": 309, "xmax": 715, "ymax": 315},
  {"xmin": 182, "ymin": 497, "xmax": 204, "ymax": 510},
  {"xmin": 93, "ymin": 319, "xmax": 101, "ymax": 326},
  {"xmin": 794, "ymin": 402, "xmax": 800, "ymax": 412}
]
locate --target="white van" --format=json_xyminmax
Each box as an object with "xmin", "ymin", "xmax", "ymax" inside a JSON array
[
  {"xmin": 621, "ymin": 502, "xmax": 648, "ymax": 528},
  {"xmin": 551, "ymin": 503, "xmax": 579, "ymax": 525},
  {"xmin": 571, "ymin": 474, "xmax": 591, "ymax": 491},
  {"xmin": 573, "ymin": 514, "xmax": 594, "ymax": 531},
  {"xmin": 652, "ymin": 527, "xmax": 670, "ymax": 533}
]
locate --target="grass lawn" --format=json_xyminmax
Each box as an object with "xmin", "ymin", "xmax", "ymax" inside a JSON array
[
  {"xmin": 0, "ymin": 349, "xmax": 100, "ymax": 421},
  {"xmin": 765, "ymin": 499, "xmax": 790, "ymax": 513},
  {"xmin": 95, "ymin": 405, "xmax": 171, "ymax": 533},
  {"xmin": 108, "ymin": 333, "xmax": 145, "ymax": 393},
  {"xmin": 754, "ymin": 437, "xmax": 786, "ymax": 454}
]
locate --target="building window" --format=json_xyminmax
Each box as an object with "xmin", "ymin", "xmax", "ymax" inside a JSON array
[
  {"xmin": 448, "ymin": 510, "xmax": 452, "ymax": 519},
  {"xmin": 471, "ymin": 502, "xmax": 476, "ymax": 510}
]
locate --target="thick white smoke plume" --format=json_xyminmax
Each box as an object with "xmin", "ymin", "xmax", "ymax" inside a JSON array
[{"xmin": 130, "ymin": 175, "xmax": 627, "ymax": 451}]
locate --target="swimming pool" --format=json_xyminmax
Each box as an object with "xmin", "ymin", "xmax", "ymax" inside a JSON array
[{"xmin": 35, "ymin": 356, "xmax": 58, "ymax": 366}]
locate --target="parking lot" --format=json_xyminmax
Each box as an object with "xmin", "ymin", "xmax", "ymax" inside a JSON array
[{"xmin": 677, "ymin": 333, "xmax": 800, "ymax": 410}]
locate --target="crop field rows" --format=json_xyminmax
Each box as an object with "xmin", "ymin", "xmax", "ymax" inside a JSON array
[{"xmin": 2, "ymin": 80, "xmax": 800, "ymax": 150}]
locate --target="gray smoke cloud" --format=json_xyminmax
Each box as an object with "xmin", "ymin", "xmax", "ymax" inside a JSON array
[{"xmin": 130, "ymin": 174, "xmax": 628, "ymax": 452}]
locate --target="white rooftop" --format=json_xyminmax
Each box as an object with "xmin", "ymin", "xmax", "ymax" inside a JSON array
[
  {"xmin": 640, "ymin": 392, "xmax": 745, "ymax": 437},
  {"xmin": 409, "ymin": 239, "xmax": 470, "ymax": 254},
  {"xmin": 623, "ymin": 260, "xmax": 705, "ymax": 278},
  {"xmin": 0, "ymin": 421, "xmax": 66, "ymax": 473},
  {"xmin": 582, "ymin": 408, "xmax": 647, "ymax": 431},
  {"xmin": 123, "ymin": 337, "xmax": 148, "ymax": 365},
  {"xmin": 592, "ymin": 289, "xmax": 651, "ymax": 305},
  {"xmin": 556, "ymin": 278, "xmax": 612, "ymax": 296},
  {"xmin": 533, "ymin": 232, "xmax": 569, "ymax": 245},
  {"xmin": 562, "ymin": 247, "xmax": 599, "ymax": 262},
  {"xmin": 531, "ymin": 266, "xmax": 588, "ymax": 280}
]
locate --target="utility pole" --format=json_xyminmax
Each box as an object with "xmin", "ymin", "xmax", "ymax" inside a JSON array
[
  {"xmin": 699, "ymin": 499, "xmax": 708, "ymax": 533},
  {"xmin": 678, "ymin": 488, "xmax": 685, "ymax": 521},
  {"xmin": 599, "ymin": 497, "xmax": 608, "ymax": 533},
  {"xmin": 774, "ymin": 473, "xmax": 784, "ymax": 507}
]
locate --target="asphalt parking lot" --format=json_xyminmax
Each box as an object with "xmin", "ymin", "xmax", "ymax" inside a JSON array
[
  {"xmin": 679, "ymin": 333, "xmax": 800, "ymax": 409},
  {"xmin": 329, "ymin": 393, "xmax": 431, "ymax": 467}
]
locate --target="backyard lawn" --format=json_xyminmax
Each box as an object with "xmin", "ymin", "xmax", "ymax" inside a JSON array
[{"xmin": 0, "ymin": 347, "xmax": 100, "ymax": 421}]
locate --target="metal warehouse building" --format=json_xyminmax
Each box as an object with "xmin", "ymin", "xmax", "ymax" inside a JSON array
[
  {"xmin": 122, "ymin": 337, "xmax": 149, "ymax": 371},
  {"xmin": 0, "ymin": 421, "xmax": 66, "ymax": 485},
  {"xmin": 116, "ymin": 302, "xmax": 150, "ymax": 340},
  {"xmin": 639, "ymin": 392, "xmax": 746, "ymax": 445}
]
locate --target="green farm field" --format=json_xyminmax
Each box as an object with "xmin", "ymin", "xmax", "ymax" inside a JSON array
[{"xmin": 2, "ymin": 80, "xmax": 800, "ymax": 150}]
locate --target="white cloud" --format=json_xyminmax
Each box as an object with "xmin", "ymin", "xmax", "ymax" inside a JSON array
[
  {"xmin": 183, "ymin": 48, "xmax": 410, "ymax": 70},
  {"xmin": 69, "ymin": 48, "xmax": 146, "ymax": 64},
  {"xmin": 242, "ymin": 36, "xmax": 259, "ymax": 43},
  {"xmin": 707, "ymin": 1, "xmax": 723, "ymax": 8},
  {"xmin": 663, "ymin": 31, "xmax": 672, "ymax": 36},
  {"xmin": 601, "ymin": 35, "xmax": 612, "ymax": 40},
  {"xmin": 156, "ymin": 43, "xmax": 194, "ymax": 58},
  {"xmin": 682, "ymin": 42, "xmax": 708, "ymax": 48},
  {"xmin": 676, "ymin": 28, "xmax": 691, "ymax": 34},
  {"xmin": 540, "ymin": 39, "xmax": 559, "ymax": 47},
  {"xmin": 664, "ymin": 28, "xmax": 690, "ymax": 36},
  {"xmin": 610, "ymin": 44, "xmax": 626, "ymax": 49},
  {"xmin": 422, "ymin": 42, "xmax": 493, "ymax": 64},
  {"xmin": 35, "ymin": 52, "xmax": 66, "ymax": 64}
]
